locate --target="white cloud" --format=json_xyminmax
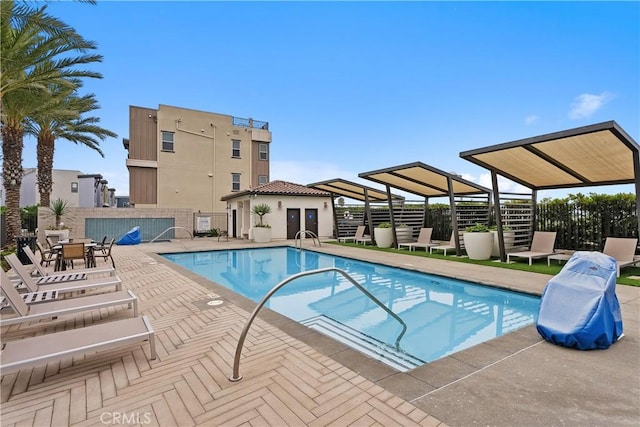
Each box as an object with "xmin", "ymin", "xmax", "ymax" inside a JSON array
[
  {"xmin": 568, "ymin": 92, "xmax": 614, "ymax": 119},
  {"xmin": 524, "ymin": 115, "xmax": 539, "ymax": 125}
]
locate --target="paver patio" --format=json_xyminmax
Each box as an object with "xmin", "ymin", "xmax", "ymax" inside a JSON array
[{"xmin": 1, "ymin": 238, "xmax": 638, "ymax": 426}]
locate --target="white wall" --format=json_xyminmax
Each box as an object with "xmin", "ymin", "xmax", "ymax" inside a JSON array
[
  {"xmin": 49, "ymin": 170, "xmax": 81, "ymax": 207},
  {"xmin": 226, "ymin": 195, "xmax": 333, "ymax": 240},
  {"xmin": 20, "ymin": 170, "xmax": 37, "ymax": 206}
]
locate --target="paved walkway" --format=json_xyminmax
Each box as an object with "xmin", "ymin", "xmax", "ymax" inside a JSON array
[{"xmin": 1, "ymin": 238, "xmax": 638, "ymax": 426}]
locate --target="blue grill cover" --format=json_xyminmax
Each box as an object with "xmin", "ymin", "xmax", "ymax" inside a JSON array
[
  {"xmin": 536, "ymin": 251, "xmax": 623, "ymax": 350},
  {"xmin": 116, "ymin": 226, "xmax": 141, "ymax": 246}
]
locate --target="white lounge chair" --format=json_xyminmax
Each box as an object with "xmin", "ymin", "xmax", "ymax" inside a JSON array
[
  {"xmin": 0, "ymin": 269, "xmax": 137, "ymax": 326},
  {"xmin": 507, "ymin": 231, "xmax": 557, "ymax": 265},
  {"xmin": 603, "ymin": 237, "xmax": 639, "ymax": 277},
  {"xmin": 430, "ymin": 232, "xmax": 461, "ymax": 256},
  {"xmin": 5, "ymin": 254, "xmax": 122, "ymax": 294},
  {"xmin": 398, "ymin": 228, "xmax": 435, "ymax": 252},
  {"xmin": 0, "ymin": 315, "xmax": 156, "ymax": 375}
]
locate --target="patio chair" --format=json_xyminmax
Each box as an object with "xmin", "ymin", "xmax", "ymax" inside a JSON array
[
  {"xmin": 398, "ymin": 228, "xmax": 435, "ymax": 252},
  {"xmin": 0, "ymin": 315, "xmax": 156, "ymax": 375},
  {"xmin": 507, "ymin": 231, "xmax": 557, "ymax": 265},
  {"xmin": 46, "ymin": 235, "xmax": 60, "ymax": 246},
  {"xmin": 0, "ymin": 268, "xmax": 137, "ymax": 327},
  {"xmin": 36, "ymin": 241, "xmax": 55, "ymax": 267},
  {"xmin": 93, "ymin": 238, "xmax": 116, "ymax": 269},
  {"xmin": 603, "ymin": 237, "xmax": 639, "ymax": 277},
  {"xmin": 22, "ymin": 246, "xmax": 116, "ymax": 282},
  {"xmin": 61, "ymin": 242, "xmax": 88, "ymax": 269},
  {"xmin": 430, "ymin": 232, "xmax": 461, "ymax": 256},
  {"xmin": 94, "ymin": 235, "xmax": 108, "ymax": 254},
  {"xmin": 338, "ymin": 225, "xmax": 366, "ymax": 243},
  {"xmin": 5, "ymin": 253, "xmax": 122, "ymax": 294}
]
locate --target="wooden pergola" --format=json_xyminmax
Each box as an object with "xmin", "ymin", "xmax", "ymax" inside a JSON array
[
  {"xmin": 358, "ymin": 162, "xmax": 492, "ymax": 253},
  {"xmin": 460, "ymin": 120, "xmax": 640, "ymax": 261},
  {"xmin": 307, "ymin": 178, "xmax": 404, "ymax": 240}
]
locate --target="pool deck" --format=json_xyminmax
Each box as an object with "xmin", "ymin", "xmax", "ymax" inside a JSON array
[{"xmin": 1, "ymin": 238, "xmax": 638, "ymax": 426}]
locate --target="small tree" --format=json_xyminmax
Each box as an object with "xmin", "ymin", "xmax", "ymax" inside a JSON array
[
  {"xmin": 252, "ymin": 203, "xmax": 272, "ymax": 227},
  {"xmin": 49, "ymin": 198, "xmax": 70, "ymax": 229}
]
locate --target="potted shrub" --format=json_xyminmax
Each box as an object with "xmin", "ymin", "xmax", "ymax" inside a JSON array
[
  {"xmin": 374, "ymin": 222, "xmax": 394, "ymax": 248},
  {"xmin": 490, "ymin": 225, "xmax": 516, "ymax": 257},
  {"xmin": 463, "ymin": 223, "xmax": 493, "ymax": 260},
  {"xmin": 251, "ymin": 203, "xmax": 272, "ymax": 243},
  {"xmin": 44, "ymin": 198, "xmax": 71, "ymax": 241}
]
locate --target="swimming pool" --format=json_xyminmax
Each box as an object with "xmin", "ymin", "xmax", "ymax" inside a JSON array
[{"xmin": 162, "ymin": 247, "xmax": 540, "ymax": 371}]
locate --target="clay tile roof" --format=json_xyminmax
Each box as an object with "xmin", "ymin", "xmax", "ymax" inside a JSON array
[{"xmin": 220, "ymin": 180, "xmax": 330, "ymax": 200}]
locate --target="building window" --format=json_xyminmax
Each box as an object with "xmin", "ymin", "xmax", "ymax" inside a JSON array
[
  {"xmin": 232, "ymin": 139, "xmax": 241, "ymax": 158},
  {"xmin": 232, "ymin": 173, "xmax": 241, "ymax": 192},
  {"xmin": 258, "ymin": 175, "xmax": 268, "ymax": 185},
  {"xmin": 259, "ymin": 143, "xmax": 268, "ymax": 161},
  {"xmin": 71, "ymin": 182, "xmax": 78, "ymax": 193},
  {"xmin": 162, "ymin": 131, "xmax": 174, "ymax": 151}
]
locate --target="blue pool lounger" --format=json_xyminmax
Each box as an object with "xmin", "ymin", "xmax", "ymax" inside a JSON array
[{"xmin": 536, "ymin": 251, "xmax": 623, "ymax": 350}]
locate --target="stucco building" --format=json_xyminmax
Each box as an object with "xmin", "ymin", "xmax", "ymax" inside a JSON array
[
  {"xmin": 0, "ymin": 169, "xmax": 115, "ymax": 208},
  {"xmin": 124, "ymin": 104, "xmax": 272, "ymax": 213},
  {"xmin": 221, "ymin": 180, "xmax": 333, "ymax": 241}
]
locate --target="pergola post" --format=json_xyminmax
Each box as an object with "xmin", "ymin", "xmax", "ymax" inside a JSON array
[
  {"xmin": 634, "ymin": 149, "xmax": 640, "ymax": 240},
  {"xmin": 363, "ymin": 189, "xmax": 375, "ymax": 245},
  {"xmin": 386, "ymin": 185, "xmax": 399, "ymax": 249},
  {"xmin": 491, "ymin": 171, "xmax": 506, "ymax": 262},
  {"xmin": 330, "ymin": 193, "xmax": 339, "ymax": 239},
  {"xmin": 447, "ymin": 176, "xmax": 461, "ymax": 256},
  {"xmin": 422, "ymin": 196, "xmax": 429, "ymax": 228}
]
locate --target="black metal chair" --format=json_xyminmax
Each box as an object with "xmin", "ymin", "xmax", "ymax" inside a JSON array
[
  {"xmin": 36, "ymin": 241, "xmax": 56, "ymax": 267},
  {"xmin": 93, "ymin": 238, "xmax": 115, "ymax": 269}
]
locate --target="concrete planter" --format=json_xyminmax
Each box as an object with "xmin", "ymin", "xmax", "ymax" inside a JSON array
[
  {"xmin": 463, "ymin": 232, "xmax": 493, "ymax": 260},
  {"xmin": 374, "ymin": 227, "xmax": 394, "ymax": 248},
  {"xmin": 252, "ymin": 227, "xmax": 271, "ymax": 243},
  {"xmin": 45, "ymin": 229, "xmax": 69, "ymax": 242}
]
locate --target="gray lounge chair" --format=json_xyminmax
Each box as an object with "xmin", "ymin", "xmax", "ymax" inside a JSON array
[
  {"xmin": 398, "ymin": 228, "xmax": 435, "ymax": 252},
  {"xmin": 338, "ymin": 225, "xmax": 366, "ymax": 243},
  {"xmin": 507, "ymin": 231, "xmax": 557, "ymax": 265},
  {"xmin": 0, "ymin": 315, "xmax": 156, "ymax": 375},
  {"xmin": 22, "ymin": 246, "xmax": 116, "ymax": 282},
  {"xmin": 430, "ymin": 232, "xmax": 461, "ymax": 256},
  {"xmin": 0, "ymin": 269, "xmax": 137, "ymax": 326},
  {"xmin": 603, "ymin": 237, "xmax": 639, "ymax": 277}
]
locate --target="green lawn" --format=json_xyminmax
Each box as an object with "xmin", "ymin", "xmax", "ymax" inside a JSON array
[{"xmin": 328, "ymin": 242, "xmax": 640, "ymax": 287}]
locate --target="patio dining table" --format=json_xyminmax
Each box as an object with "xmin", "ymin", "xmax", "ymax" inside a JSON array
[{"xmin": 52, "ymin": 240, "xmax": 97, "ymax": 271}]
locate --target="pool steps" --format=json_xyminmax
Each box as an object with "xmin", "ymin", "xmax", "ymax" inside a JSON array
[{"xmin": 301, "ymin": 315, "xmax": 425, "ymax": 372}]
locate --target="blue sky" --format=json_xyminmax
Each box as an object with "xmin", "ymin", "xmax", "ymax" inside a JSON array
[{"xmin": 23, "ymin": 1, "xmax": 640, "ymax": 201}]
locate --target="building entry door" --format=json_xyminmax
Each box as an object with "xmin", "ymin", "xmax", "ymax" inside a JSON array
[
  {"xmin": 305, "ymin": 209, "xmax": 318, "ymax": 238},
  {"xmin": 287, "ymin": 209, "xmax": 301, "ymax": 239},
  {"xmin": 232, "ymin": 210, "xmax": 237, "ymax": 238}
]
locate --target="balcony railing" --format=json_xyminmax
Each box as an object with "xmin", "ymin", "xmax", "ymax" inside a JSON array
[{"xmin": 232, "ymin": 116, "xmax": 269, "ymax": 130}]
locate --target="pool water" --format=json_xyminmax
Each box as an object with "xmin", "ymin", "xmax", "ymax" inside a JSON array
[{"xmin": 162, "ymin": 247, "xmax": 540, "ymax": 371}]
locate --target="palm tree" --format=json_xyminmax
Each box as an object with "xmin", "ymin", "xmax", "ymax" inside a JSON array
[
  {"xmin": 25, "ymin": 82, "xmax": 117, "ymax": 207},
  {"xmin": 1, "ymin": 1, "xmax": 103, "ymax": 241}
]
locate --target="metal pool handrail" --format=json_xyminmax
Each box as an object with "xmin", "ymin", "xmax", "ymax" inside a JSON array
[
  {"xmin": 149, "ymin": 227, "xmax": 193, "ymax": 243},
  {"xmin": 228, "ymin": 267, "xmax": 407, "ymax": 382},
  {"xmin": 294, "ymin": 230, "xmax": 321, "ymax": 249}
]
